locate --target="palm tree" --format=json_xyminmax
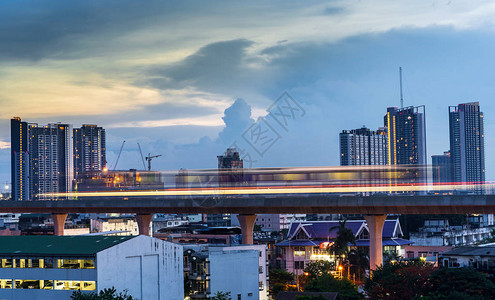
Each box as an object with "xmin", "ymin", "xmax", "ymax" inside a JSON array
[
  {"xmin": 328, "ymin": 219, "xmax": 356, "ymax": 278},
  {"xmin": 348, "ymin": 248, "xmax": 369, "ymax": 283}
]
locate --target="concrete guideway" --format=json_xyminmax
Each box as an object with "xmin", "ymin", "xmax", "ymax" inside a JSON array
[{"xmin": 4, "ymin": 194, "xmax": 495, "ymax": 270}]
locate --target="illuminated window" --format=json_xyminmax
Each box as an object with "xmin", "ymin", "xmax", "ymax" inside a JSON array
[
  {"xmin": 0, "ymin": 280, "xmax": 12, "ymax": 289},
  {"xmin": 58, "ymin": 259, "xmax": 94, "ymax": 269},
  {"xmin": 54, "ymin": 280, "xmax": 95, "ymax": 291},
  {"xmin": 1, "ymin": 259, "xmax": 12, "ymax": 268},
  {"xmin": 81, "ymin": 281, "xmax": 96, "ymax": 291}
]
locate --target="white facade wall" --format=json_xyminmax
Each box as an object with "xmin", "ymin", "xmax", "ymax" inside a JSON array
[
  {"xmin": 209, "ymin": 250, "xmax": 260, "ymax": 300},
  {"xmin": 97, "ymin": 235, "xmax": 183, "ymax": 300},
  {"xmin": 223, "ymin": 245, "xmax": 268, "ymax": 300}
]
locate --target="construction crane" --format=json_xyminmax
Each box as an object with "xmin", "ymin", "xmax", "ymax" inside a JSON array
[
  {"xmin": 145, "ymin": 153, "xmax": 162, "ymax": 171},
  {"xmin": 137, "ymin": 143, "xmax": 147, "ymax": 170},
  {"xmin": 113, "ymin": 140, "xmax": 126, "ymax": 170}
]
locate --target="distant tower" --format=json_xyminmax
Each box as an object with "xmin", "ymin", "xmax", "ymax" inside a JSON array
[
  {"xmin": 217, "ymin": 148, "xmax": 244, "ymax": 184},
  {"xmin": 432, "ymin": 151, "xmax": 452, "ymax": 183},
  {"xmin": 10, "ymin": 117, "xmax": 29, "ymax": 201},
  {"xmin": 339, "ymin": 126, "xmax": 388, "ymax": 166},
  {"xmin": 384, "ymin": 106, "xmax": 427, "ymax": 166},
  {"xmin": 449, "ymin": 102, "xmax": 485, "ymax": 184},
  {"xmin": 73, "ymin": 124, "xmax": 106, "ymax": 180},
  {"xmin": 209, "ymin": 148, "xmax": 244, "ymax": 227}
]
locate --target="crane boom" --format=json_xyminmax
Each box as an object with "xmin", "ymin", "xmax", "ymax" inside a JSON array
[
  {"xmin": 145, "ymin": 153, "xmax": 162, "ymax": 171},
  {"xmin": 113, "ymin": 140, "xmax": 126, "ymax": 170},
  {"xmin": 137, "ymin": 143, "xmax": 146, "ymax": 170}
]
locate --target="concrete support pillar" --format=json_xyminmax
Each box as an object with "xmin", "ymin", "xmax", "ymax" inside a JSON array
[
  {"xmin": 237, "ymin": 214, "xmax": 257, "ymax": 245},
  {"xmin": 135, "ymin": 214, "xmax": 153, "ymax": 236},
  {"xmin": 364, "ymin": 214, "xmax": 387, "ymax": 271},
  {"xmin": 52, "ymin": 213, "xmax": 68, "ymax": 236}
]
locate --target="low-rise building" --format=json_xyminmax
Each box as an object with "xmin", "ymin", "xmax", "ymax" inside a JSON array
[
  {"xmin": 277, "ymin": 219, "xmax": 412, "ymax": 274},
  {"xmin": 184, "ymin": 244, "xmax": 268, "ymax": 300},
  {"xmin": 440, "ymin": 246, "xmax": 495, "ymax": 270},
  {"xmin": 0, "ymin": 235, "xmax": 183, "ymax": 300},
  {"xmin": 90, "ymin": 215, "xmax": 145, "ymax": 236},
  {"xmin": 409, "ymin": 219, "xmax": 494, "ymax": 246}
]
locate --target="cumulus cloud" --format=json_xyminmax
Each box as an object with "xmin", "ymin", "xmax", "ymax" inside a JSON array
[{"xmin": 218, "ymin": 98, "xmax": 255, "ymax": 144}]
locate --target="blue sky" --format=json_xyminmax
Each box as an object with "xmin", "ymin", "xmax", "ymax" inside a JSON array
[{"xmin": 1, "ymin": 0, "xmax": 495, "ymax": 186}]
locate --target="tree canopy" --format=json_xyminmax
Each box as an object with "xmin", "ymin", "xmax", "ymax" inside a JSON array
[
  {"xmin": 304, "ymin": 274, "xmax": 362, "ymax": 300},
  {"xmin": 364, "ymin": 260, "xmax": 495, "ymax": 300},
  {"xmin": 71, "ymin": 288, "xmax": 134, "ymax": 300}
]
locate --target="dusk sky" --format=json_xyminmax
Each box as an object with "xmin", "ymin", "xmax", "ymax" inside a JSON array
[{"xmin": 2, "ymin": 1, "xmax": 495, "ymax": 186}]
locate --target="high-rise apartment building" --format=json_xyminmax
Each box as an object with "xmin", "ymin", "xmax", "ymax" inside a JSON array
[
  {"xmin": 10, "ymin": 118, "xmax": 29, "ymax": 201},
  {"xmin": 28, "ymin": 123, "xmax": 74, "ymax": 199},
  {"xmin": 11, "ymin": 118, "xmax": 74, "ymax": 200},
  {"xmin": 339, "ymin": 127, "xmax": 388, "ymax": 166},
  {"xmin": 73, "ymin": 125, "xmax": 106, "ymax": 180},
  {"xmin": 449, "ymin": 102, "xmax": 485, "ymax": 184},
  {"xmin": 384, "ymin": 106, "xmax": 427, "ymax": 166},
  {"xmin": 432, "ymin": 151, "xmax": 452, "ymax": 183}
]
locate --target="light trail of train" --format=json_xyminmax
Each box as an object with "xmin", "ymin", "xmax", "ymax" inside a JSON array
[{"xmin": 42, "ymin": 182, "xmax": 494, "ymax": 198}]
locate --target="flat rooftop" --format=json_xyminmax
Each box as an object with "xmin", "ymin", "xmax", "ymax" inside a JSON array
[{"xmin": 0, "ymin": 235, "xmax": 135, "ymax": 256}]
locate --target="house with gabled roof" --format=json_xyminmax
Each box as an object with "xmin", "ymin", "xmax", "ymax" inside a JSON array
[{"xmin": 276, "ymin": 219, "xmax": 413, "ymax": 274}]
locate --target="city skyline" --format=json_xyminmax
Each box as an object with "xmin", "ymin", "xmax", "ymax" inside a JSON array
[{"xmin": 2, "ymin": 1, "xmax": 495, "ymax": 185}]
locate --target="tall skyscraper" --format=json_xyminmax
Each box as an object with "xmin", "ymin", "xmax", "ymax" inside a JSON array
[
  {"xmin": 339, "ymin": 127, "xmax": 388, "ymax": 166},
  {"xmin": 432, "ymin": 151, "xmax": 452, "ymax": 183},
  {"xmin": 11, "ymin": 118, "xmax": 74, "ymax": 200},
  {"xmin": 29, "ymin": 123, "xmax": 74, "ymax": 199},
  {"xmin": 384, "ymin": 106, "xmax": 427, "ymax": 166},
  {"xmin": 449, "ymin": 102, "xmax": 485, "ymax": 184},
  {"xmin": 73, "ymin": 124, "xmax": 106, "ymax": 180},
  {"xmin": 10, "ymin": 117, "xmax": 29, "ymax": 201}
]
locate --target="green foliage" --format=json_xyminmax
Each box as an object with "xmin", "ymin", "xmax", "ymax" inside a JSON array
[
  {"xmin": 365, "ymin": 260, "xmax": 495, "ymax": 300},
  {"xmin": 348, "ymin": 248, "xmax": 369, "ymax": 282},
  {"xmin": 304, "ymin": 274, "xmax": 362, "ymax": 300},
  {"xmin": 329, "ymin": 220, "xmax": 356, "ymax": 258},
  {"xmin": 211, "ymin": 291, "xmax": 232, "ymax": 300},
  {"xmin": 364, "ymin": 260, "xmax": 435, "ymax": 300},
  {"xmin": 422, "ymin": 267, "xmax": 495, "ymax": 299},
  {"xmin": 304, "ymin": 261, "xmax": 334, "ymax": 279},
  {"xmin": 71, "ymin": 287, "xmax": 134, "ymax": 300},
  {"xmin": 269, "ymin": 268, "xmax": 295, "ymax": 298}
]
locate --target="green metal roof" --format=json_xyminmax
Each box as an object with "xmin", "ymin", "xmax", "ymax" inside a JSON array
[{"xmin": 0, "ymin": 236, "xmax": 136, "ymax": 256}]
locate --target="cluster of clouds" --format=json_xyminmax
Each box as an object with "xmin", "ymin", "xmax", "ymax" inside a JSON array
[{"xmin": 1, "ymin": 1, "xmax": 495, "ymax": 183}]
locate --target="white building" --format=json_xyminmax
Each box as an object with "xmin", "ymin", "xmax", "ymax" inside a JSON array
[
  {"xmin": 0, "ymin": 235, "xmax": 183, "ymax": 300},
  {"xmin": 409, "ymin": 219, "xmax": 494, "ymax": 246},
  {"xmin": 440, "ymin": 246, "xmax": 495, "ymax": 270},
  {"xmin": 90, "ymin": 216, "xmax": 146, "ymax": 236},
  {"xmin": 184, "ymin": 244, "xmax": 268, "ymax": 300}
]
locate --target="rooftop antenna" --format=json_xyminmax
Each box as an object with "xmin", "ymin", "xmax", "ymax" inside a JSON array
[{"xmin": 399, "ymin": 67, "xmax": 404, "ymax": 108}]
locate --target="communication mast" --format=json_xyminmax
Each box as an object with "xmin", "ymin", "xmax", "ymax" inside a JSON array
[{"xmin": 399, "ymin": 67, "xmax": 404, "ymax": 108}]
